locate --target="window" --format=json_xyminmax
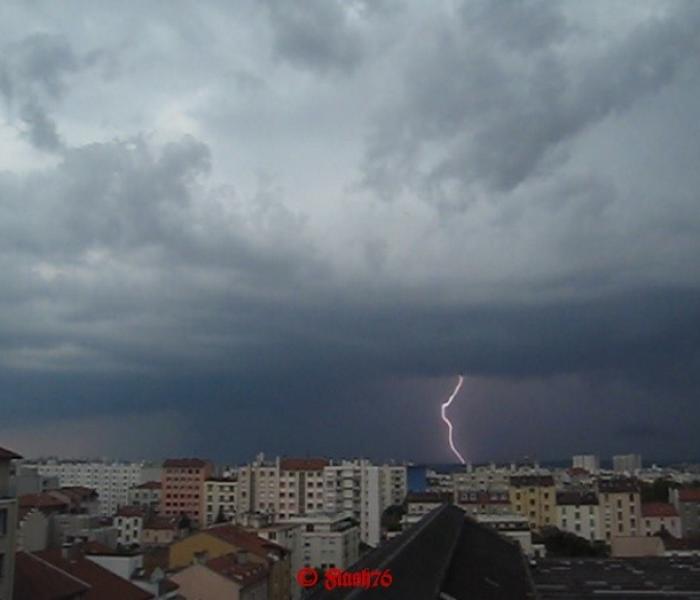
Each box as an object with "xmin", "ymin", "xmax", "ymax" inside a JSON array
[{"xmin": 0, "ymin": 509, "xmax": 8, "ymax": 536}]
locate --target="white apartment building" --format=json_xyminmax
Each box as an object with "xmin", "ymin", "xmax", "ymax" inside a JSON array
[
  {"xmin": 237, "ymin": 455, "xmax": 406, "ymax": 548},
  {"xmin": 0, "ymin": 447, "xmax": 22, "ymax": 600},
  {"xmin": 28, "ymin": 459, "xmax": 162, "ymax": 516},
  {"xmin": 556, "ymin": 491, "xmax": 602, "ymax": 542},
  {"xmin": 476, "ymin": 513, "xmax": 543, "ymax": 558},
  {"xmin": 572, "ymin": 455, "xmax": 600, "ymax": 474},
  {"xmin": 283, "ymin": 512, "xmax": 360, "ymax": 571},
  {"xmin": 323, "ymin": 460, "xmax": 406, "ymax": 547},
  {"xmin": 204, "ymin": 477, "xmax": 238, "ymax": 526}
]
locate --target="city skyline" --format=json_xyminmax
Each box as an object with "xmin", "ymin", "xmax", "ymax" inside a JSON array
[{"xmin": 1, "ymin": 1, "xmax": 700, "ymax": 462}]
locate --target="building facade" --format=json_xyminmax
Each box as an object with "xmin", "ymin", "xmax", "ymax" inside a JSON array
[
  {"xmin": 204, "ymin": 477, "xmax": 238, "ymax": 526},
  {"xmin": 598, "ymin": 479, "xmax": 642, "ymax": 541},
  {"xmin": 283, "ymin": 512, "xmax": 360, "ymax": 570},
  {"xmin": 160, "ymin": 458, "xmax": 213, "ymax": 528},
  {"xmin": 642, "ymin": 503, "xmax": 682, "ymax": 538},
  {"xmin": 0, "ymin": 447, "xmax": 21, "ymax": 600},
  {"xmin": 556, "ymin": 491, "xmax": 601, "ymax": 542},
  {"xmin": 509, "ymin": 475, "xmax": 556, "ymax": 529}
]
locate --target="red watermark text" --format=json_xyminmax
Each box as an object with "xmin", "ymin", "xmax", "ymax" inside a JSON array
[{"xmin": 296, "ymin": 567, "xmax": 393, "ymax": 590}]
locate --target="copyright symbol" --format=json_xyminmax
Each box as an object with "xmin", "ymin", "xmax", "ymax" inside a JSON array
[{"xmin": 296, "ymin": 567, "xmax": 319, "ymax": 588}]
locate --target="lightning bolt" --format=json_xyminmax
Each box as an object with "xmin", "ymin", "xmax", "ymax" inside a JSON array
[{"xmin": 441, "ymin": 375, "xmax": 466, "ymax": 464}]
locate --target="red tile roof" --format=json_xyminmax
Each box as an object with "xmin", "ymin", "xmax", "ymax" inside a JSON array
[
  {"xmin": 14, "ymin": 551, "xmax": 90, "ymax": 600},
  {"xmin": 163, "ymin": 458, "xmax": 209, "ymax": 468},
  {"xmin": 19, "ymin": 493, "xmax": 69, "ymax": 511},
  {"xmin": 204, "ymin": 524, "xmax": 287, "ymax": 560},
  {"xmin": 144, "ymin": 515, "xmax": 178, "ymax": 531},
  {"xmin": 36, "ymin": 549, "xmax": 154, "ymax": 600},
  {"xmin": 0, "ymin": 446, "xmax": 22, "ymax": 460},
  {"xmin": 280, "ymin": 457, "xmax": 329, "ymax": 471},
  {"xmin": 678, "ymin": 488, "xmax": 700, "ymax": 502},
  {"xmin": 207, "ymin": 553, "xmax": 269, "ymax": 587},
  {"xmin": 134, "ymin": 481, "xmax": 162, "ymax": 490},
  {"xmin": 642, "ymin": 502, "xmax": 679, "ymax": 518},
  {"xmin": 116, "ymin": 505, "xmax": 147, "ymax": 518}
]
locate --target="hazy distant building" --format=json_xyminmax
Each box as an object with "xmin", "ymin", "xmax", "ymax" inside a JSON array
[
  {"xmin": 573, "ymin": 454, "xmax": 600, "ymax": 474},
  {"xmin": 613, "ymin": 454, "xmax": 642, "ymax": 474},
  {"xmin": 28, "ymin": 459, "xmax": 162, "ymax": 516},
  {"xmin": 127, "ymin": 480, "xmax": 161, "ymax": 510}
]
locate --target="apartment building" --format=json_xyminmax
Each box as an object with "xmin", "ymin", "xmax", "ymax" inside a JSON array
[
  {"xmin": 598, "ymin": 479, "xmax": 642, "ymax": 541},
  {"xmin": 203, "ymin": 477, "xmax": 237, "ymax": 526},
  {"xmin": 509, "ymin": 475, "xmax": 556, "ymax": 529},
  {"xmin": 402, "ymin": 492, "xmax": 452, "ymax": 528},
  {"xmin": 283, "ymin": 512, "xmax": 360, "ymax": 570},
  {"xmin": 160, "ymin": 458, "xmax": 213, "ymax": 528},
  {"xmin": 29, "ymin": 459, "xmax": 162, "ymax": 516},
  {"xmin": 323, "ymin": 460, "xmax": 405, "ymax": 546},
  {"xmin": 642, "ymin": 503, "xmax": 681, "ymax": 538},
  {"xmin": 236, "ymin": 455, "xmax": 405, "ymax": 547},
  {"xmin": 456, "ymin": 489, "xmax": 512, "ymax": 517},
  {"xmin": 279, "ymin": 458, "xmax": 328, "ymax": 519},
  {"xmin": 556, "ymin": 491, "xmax": 601, "ymax": 542},
  {"xmin": 572, "ymin": 455, "xmax": 600, "ymax": 474},
  {"xmin": 670, "ymin": 487, "xmax": 700, "ymax": 538},
  {"xmin": 0, "ymin": 447, "xmax": 21, "ymax": 600}
]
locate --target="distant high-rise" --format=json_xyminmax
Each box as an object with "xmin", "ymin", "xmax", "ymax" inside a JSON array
[
  {"xmin": 572, "ymin": 454, "xmax": 600, "ymax": 474},
  {"xmin": 613, "ymin": 454, "xmax": 642, "ymax": 474}
]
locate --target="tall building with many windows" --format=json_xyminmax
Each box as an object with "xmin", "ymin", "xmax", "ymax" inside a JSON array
[{"xmin": 160, "ymin": 458, "xmax": 213, "ymax": 528}]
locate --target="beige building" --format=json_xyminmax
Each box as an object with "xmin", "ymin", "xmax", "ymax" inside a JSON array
[
  {"xmin": 509, "ymin": 475, "xmax": 556, "ymax": 529},
  {"xmin": 142, "ymin": 515, "xmax": 178, "ymax": 547},
  {"xmin": 204, "ymin": 477, "xmax": 238, "ymax": 526},
  {"xmin": 169, "ymin": 524, "xmax": 290, "ymax": 600},
  {"xmin": 170, "ymin": 555, "xmax": 267, "ymax": 600},
  {"xmin": 0, "ymin": 446, "xmax": 21, "ymax": 600},
  {"xmin": 556, "ymin": 491, "xmax": 602, "ymax": 542},
  {"xmin": 598, "ymin": 479, "xmax": 642, "ymax": 541}
]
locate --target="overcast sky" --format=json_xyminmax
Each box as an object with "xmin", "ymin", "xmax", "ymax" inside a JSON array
[{"xmin": 1, "ymin": 1, "xmax": 699, "ymax": 464}]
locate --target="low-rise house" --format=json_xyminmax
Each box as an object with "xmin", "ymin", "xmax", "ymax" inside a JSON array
[
  {"xmin": 142, "ymin": 516, "xmax": 179, "ymax": 547},
  {"xmin": 115, "ymin": 506, "xmax": 147, "ymax": 547},
  {"xmin": 169, "ymin": 523, "xmax": 290, "ymax": 600},
  {"xmin": 642, "ymin": 503, "xmax": 681, "ymax": 538},
  {"xmin": 170, "ymin": 552, "xmax": 268, "ymax": 600}
]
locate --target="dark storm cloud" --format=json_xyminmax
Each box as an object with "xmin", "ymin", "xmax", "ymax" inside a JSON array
[
  {"xmin": 363, "ymin": 1, "xmax": 700, "ymax": 200},
  {"xmin": 1, "ymin": 1, "xmax": 699, "ymax": 461}
]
